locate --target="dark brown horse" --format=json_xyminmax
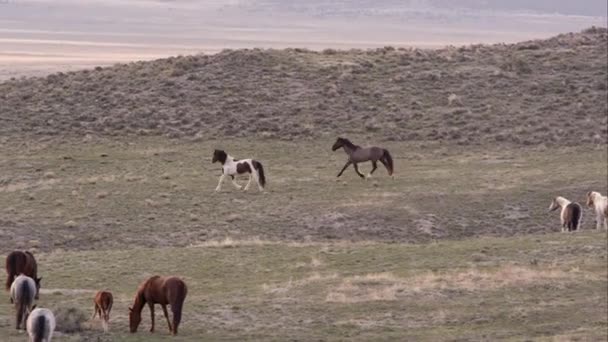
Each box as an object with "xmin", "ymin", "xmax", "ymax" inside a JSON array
[
  {"xmin": 332, "ymin": 137, "xmax": 394, "ymax": 179},
  {"xmin": 5, "ymin": 251, "xmax": 41, "ymax": 299},
  {"xmin": 129, "ymin": 276, "xmax": 187, "ymax": 335},
  {"xmin": 92, "ymin": 290, "xmax": 113, "ymax": 332}
]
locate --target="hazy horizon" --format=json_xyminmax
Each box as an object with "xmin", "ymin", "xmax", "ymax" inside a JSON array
[{"xmin": 0, "ymin": 0, "xmax": 606, "ymax": 79}]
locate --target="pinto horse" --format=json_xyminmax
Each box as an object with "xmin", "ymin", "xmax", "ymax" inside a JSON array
[
  {"xmin": 586, "ymin": 191, "xmax": 608, "ymax": 230},
  {"xmin": 129, "ymin": 276, "xmax": 187, "ymax": 335},
  {"xmin": 549, "ymin": 196, "xmax": 583, "ymax": 232},
  {"xmin": 332, "ymin": 137, "xmax": 394, "ymax": 179},
  {"xmin": 10, "ymin": 274, "xmax": 37, "ymax": 330},
  {"xmin": 27, "ymin": 307, "xmax": 56, "ymax": 342},
  {"xmin": 5, "ymin": 251, "xmax": 41, "ymax": 299},
  {"xmin": 212, "ymin": 149, "xmax": 266, "ymax": 192},
  {"xmin": 91, "ymin": 290, "xmax": 113, "ymax": 332}
]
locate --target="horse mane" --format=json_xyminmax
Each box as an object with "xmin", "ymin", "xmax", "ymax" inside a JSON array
[{"xmin": 339, "ymin": 138, "xmax": 360, "ymax": 149}]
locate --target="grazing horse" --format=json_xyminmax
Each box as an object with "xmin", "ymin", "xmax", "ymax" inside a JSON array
[
  {"xmin": 549, "ymin": 196, "xmax": 583, "ymax": 232},
  {"xmin": 586, "ymin": 191, "xmax": 608, "ymax": 230},
  {"xmin": 212, "ymin": 149, "xmax": 266, "ymax": 192},
  {"xmin": 332, "ymin": 137, "xmax": 394, "ymax": 179},
  {"xmin": 129, "ymin": 276, "xmax": 188, "ymax": 335},
  {"xmin": 5, "ymin": 251, "xmax": 41, "ymax": 299},
  {"xmin": 10, "ymin": 274, "xmax": 37, "ymax": 330},
  {"xmin": 91, "ymin": 290, "xmax": 113, "ymax": 332},
  {"xmin": 27, "ymin": 307, "xmax": 56, "ymax": 342}
]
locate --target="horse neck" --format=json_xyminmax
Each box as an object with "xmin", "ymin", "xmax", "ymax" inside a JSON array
[
  {"xmin": 224, "ymin": 155, "xmax": 236, "ymax": 166},
  {"xmin": 342, "ymin": 144, "xmax": 358, "ymax": 155},
  {"xmin": 555, "ymin": 197, "xmax": 570, "ymax": 208},
  {"xmin": 132, "ymin": 290, "xmax": 146, "ymax": 313}
]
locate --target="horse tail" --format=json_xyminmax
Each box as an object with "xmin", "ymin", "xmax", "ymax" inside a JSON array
[
  {"xmin": 32, "ymin": 314, "xmax": 46, "ymax": 342},
  {"xmin": 571, "ymin": 203, "xmax": 582, "ymax": 231},
  {"xmin": 253, "ymin": 160, "xmax": 266, "ymax": 188},
  {"xmin": 169, "ymin": 281, "xmax": 187, "ymax": 335},
  {"xmin": 6, "ymin": 252, "xmax": 18, "ymax": 291},
  {"xmin": 381, "ymin": 149, "xmax": 394, "ymax": 176},
  {"xmin": 16, "ymin": 280, "xmax": 32, "ymax": 329}
]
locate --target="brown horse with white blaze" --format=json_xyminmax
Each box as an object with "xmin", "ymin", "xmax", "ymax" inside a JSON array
[
  {"xmin": 332, "ymin": 137, "xmax": 394, "ymax": 179},
  {"xmin": 129, "ymin": 276, "xmax": 187, "ymax": 335},
  {"xmin": 92, "ymin": 290, "xmax": 113, "ymax": 332},
  {"xmin": 5, "ymin": 251, "xmax": 41, "ymax": 299}
]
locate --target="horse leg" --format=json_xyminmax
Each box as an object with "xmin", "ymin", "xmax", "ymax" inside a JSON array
[
  {"xmin": 252, "ymin": 170, "xmax": 264, "ymax": 192},
  {"xmin": 230, "ymin": 175, "xmax": 243, "ymax": 190},
  {"xmin": 148, "ymin": 303, "xmax": 155, "ymax": 332},
  {"xmin": 352, "ymin": 163, "xmax": 365, "ymax": 179},
  {"xmin": 215, "ymin": 174, "xmax": 226, "ymax": 192},
  {"xmin": 244, "ymin": 174, "xmax": 253, "ymax": 191},
  {"xmin": 336, "ymin": 161, "xmax": 351, "ymax": 178},
  {"xmin": 90, "ymin": 304, "xmax": 98, "ymax": 320},
  {"xmin": 161, "ymin": 304, "xmax": 172, "ymax": 334},
  {"xmin": 367, "ymin": 161, "xmax": 378, "ymax": 179}
]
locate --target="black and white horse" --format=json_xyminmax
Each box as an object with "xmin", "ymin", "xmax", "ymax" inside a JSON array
[{"xmin": 212, "ymin": 149, "xmax": 266, "ymax": 192}]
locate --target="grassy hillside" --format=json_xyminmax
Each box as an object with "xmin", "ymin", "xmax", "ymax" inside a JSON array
[
  {"xmin": 0, "ymin": 231, "xmax": 605, "ymax": 341},
  {"xmin": 0, "ymin": 28, "xmax": 606, "ymax": 146}
]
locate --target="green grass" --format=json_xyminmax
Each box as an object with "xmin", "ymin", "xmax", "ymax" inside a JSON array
[{"xmin": 0, "ymin": 137, "xmax": 606, "ymax": 340}]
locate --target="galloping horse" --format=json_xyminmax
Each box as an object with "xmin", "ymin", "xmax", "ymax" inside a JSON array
[
  {"xmin": 129, "ymin": 276, "xmax": 188, "ymax": 335},
  {"xmin": 549, "ymin": 196, "xmax": 583, "ymax": 232},
  {"xmin": 332, "ymin": 137, "xmax": 394, "ymax": 179},
  {"xmin": 27, "ymin": 307, "xmax": 56, "ymax": 342},
  {"xmin": 5, "ymin": 251, "xmax": 41, "ymax": 299},
  {"xmin": 10, "ymin": 274, "xmax": 37, "ymax": 330},
  {"xmin": 212, "ymin": 149, "xmax": 266, "ymax": 192},
  {"xmin": 91, "ymin": 290, "xmax": 113, "ymax": 332},
  {"xmin": 586, "ymin": 191, "xmax": 608, "ymax": 230}
]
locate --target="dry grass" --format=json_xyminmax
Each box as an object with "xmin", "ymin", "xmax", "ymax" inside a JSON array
[{"xmin": 326, "ymin": 265, "xmax": 586, "ymax": 303}]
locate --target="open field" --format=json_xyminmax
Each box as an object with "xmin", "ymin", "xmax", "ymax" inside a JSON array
[{"xmin": 0, "ymin": 138, "xmax": 606, "ymax": 340}]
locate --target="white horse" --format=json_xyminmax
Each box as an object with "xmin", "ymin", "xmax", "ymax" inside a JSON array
[
  {"xmin": 586, "ymin": 191, "xmax": 608, "ymax": 230},
  {"xmin": 549, "ymin": 196, "xmax": 582, "ymax": 232},
  {"xmin": 27, "ymin": 308, "xmax": 56, "ymax": 342},
  {"xmin": 212, "ymin": 149, "xmax": 266, "ymax": 192},
  {"xmin": 10, "ymin": 274, "xmax": 37, "ymax": 330}
]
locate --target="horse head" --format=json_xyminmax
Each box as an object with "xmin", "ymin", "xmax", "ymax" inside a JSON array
[
  {"xmin": 586, "ymin": 191, "xmax": 595, "ymax": 207},
  {"xmin": 128, "ymin": 306, "xmax": 141, "ymax": 333},
  {"xmin": 332, "ymin": 138, "xmax": 345, "ymax": 151},
  {"xmin": 34, "ymin": 277, "xmax": 41, "ymax": 300},
  {"xmin": 212, "ymin": 149, "xmax": 227, "ymax": 164},
  {"xmin": 548, "ymin": 198, "xmax": 560, "ymax": 212}
]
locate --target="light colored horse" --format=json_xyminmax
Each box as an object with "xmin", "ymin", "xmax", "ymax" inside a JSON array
[
  {"xmin": 212, "ymin": 149, "xmax": 266, "ymax": 192},
  {"xmin": 586, "ymin": 191, "xmax": 608, "ymax": 230},
  {"xmin": 27, "ymin": 308, "xmax": 56, "ymax": 342},
  {"xmin": 10, "ymin": 274, "xmax": 37, "ymax": 330},
  {"xmin": 549, "ymin": 196, "xmax": 582, "ymax": 232}
]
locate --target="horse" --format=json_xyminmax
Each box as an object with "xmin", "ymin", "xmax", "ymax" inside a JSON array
[
  {"xmin": 331, "ymin": 137, "xmax": 394, "ymax": 179},
  {"xmin": 5, "ymin": 251, "xmax": 41, "ymax": 299},
  {"xmin": 10, "ymin": 274, "xmax": 37, "ymax": 330},
  {"xmin": 586, "ymin": 191, "xmax": 608, "ymax": 230},
  {"xmin": 27, "ymin": 307, "xmax": 55, "ymax": 342},
  {"xmin": 91, "ymin": 290, "xmax": 113, "ymax": 333},
  {"xmin": 129, "ymin": 276, "xmax": 188, "ymax": 335},
  {"xmin": 212, "ymin": 149, "xmax": 266, "ymax": 192},
  {"xmin": 549, "ymin": 196, "xmax": 583, "ymax": 232}
]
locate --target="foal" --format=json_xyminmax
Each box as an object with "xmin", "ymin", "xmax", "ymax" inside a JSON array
[
  {"xmin": 91, "ymin": 290, "xmax": 113, "ymax": 332},
  {"xmin": 549, "ymin": 196, "xmax": 583, "ymax": 232},
  {"xmin": 212, "ymin": 149, "xmax": 266, "ymax": 192},
  {"xmin": 129, "ymin": 276, "xmax": 188, "ymax": 335},
  {"xmin": 10, "ymin": 274, "xmax": 37, "ymax": 330},
  {"xmin": 27, "ymin": 307, "xmax": 56, "ymax": 342},
  {"xmin": 586, "ymin": 191, "xmax": 608, "ymax": 230},
  {"xmin": 332, "ymin": 137, "xmax": 394, "ymax": 179},
  {"xmin": 5, "ymin": 251, "xmax": 41, "ymax": 299}
]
